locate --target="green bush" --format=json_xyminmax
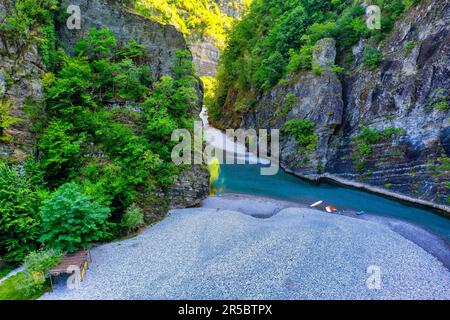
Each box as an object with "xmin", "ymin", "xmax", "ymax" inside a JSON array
[
  {"xmin": 121, "ymin": 204, "xmax": 145, "ymax": 233},
  {"xmin": 362, "ymin": 45, "xmax": 382, "ymax": 71},
  {"xmin": 433, "ymin": 88, "xmax": 449, "ymax": 111},
  {"xmin": 353, "ymin": 126, "xmax": 403, "ymax": 172},
  {"xmin": 0, "ymin": 100, "xmax": 22, "ymax": 141},
  {"xmin": 0, "ymin": 250, "xmax": 62, "ymax": 300},
  {"xmin": 284, "ymin": 119, "xmax": 318, "ymax": 152},
  {"xmin": 0, "ymin": 161, "xmax": 40, "ymax": 262},
  {"xmin": 38, "ymin": 120, "xmax": 85, "ymax": 187},
  {"xmin": 404, "ymin": 40, "xmax": 417, "ymax": 56},
  {"xmin": 39, "ymin": 183, "xmax": 111, "ymax": 253}
]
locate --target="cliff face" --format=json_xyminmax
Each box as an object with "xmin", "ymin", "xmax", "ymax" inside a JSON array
[
  {"xmin": 223, "ymin": 0, "xmax": 450, "ymax": 207},
  {"xmin": 328, "ymin": 0, "xmax": 449, "ymax": 206},
  {"xmin": 189, "ymin": 0, "xmax": 246, "ymax": 77},
  {"xmin": 0, "ymin": 0, "xmax": 45, "ymax": 161},
  {"xmin": 58, "ymin": 0, "xmax": 188, "ymax": 82}
]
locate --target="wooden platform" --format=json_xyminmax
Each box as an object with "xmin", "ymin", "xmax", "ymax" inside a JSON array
[
  {"xmin": 48, "ymin": 249, "xmax": 91, "ymax": 289},
  {"xmin": 49, "ymin": 250, "xmax": 90, "ymax": 276}
]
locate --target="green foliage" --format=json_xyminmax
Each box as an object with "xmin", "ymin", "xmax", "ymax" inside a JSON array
[
  {"xmin": 404, "ymin": 40, "xmax": 417, "ymax": 56},
  {"xmin": 433, "ymin": 88, "xmax": 449, "ymax": 111},
  {"xmin": 121, "ymin": 204, "xmax": 145, "ymax": 233},
  {"xmin": 312, "ymin": 60, "xmax": 323, "ymax": 76},
  {"xmin": 32, "ymin": 28, "xmax": 199, "ymax": 248},
  {"xmin": 352, "ymin": 126, "xmax": 403, "ymax": 172},
  {"xmin": 362, "ymin": 45, "xmax": 382, "ymax": 71},
  {"xmin": 356, "ymin": 127, "xmax": 403, "ymax": 145},
  {"xmin": 331, "ymin": 64, "xmax": 345, "ymax": 74},
  {"xmin": 142, "ymin": 50, "xmax": 198, "ymax": 160},
  {"xmin": 286, "ymin": 45, "xmax": 314, "ymax": 74},
  {"xmin": 23, "ymin": 249, "xmax": 63, "ymax": 273},
  {"xmin": 0, "ymin": 0, "xmax": 58, "ymax": 46},
  {"xmin": 217, "ymin": 0, "xmax": 370, "ymax": 96},
  {"xmin": 435, "ymin": 101, "xmax": 449, "ymax": 111},
  {"xmin": 0, "ymin": 161, "xmax": 40, "ymax": 262},
  {"xmin": 0, "ymin": 269, "xmax": 45, "ymax": 300},
  {"xmin": 38, "ymin": 120, "xmax": 85, "ymax": 187},
  {"xmin": 202, "ymin": 76, "xmax": 218, "ymax": 112},
  {"xmin": 0, "ymin": 250, "xmax": 61, "ymax": 300},
  {"xmin": 284, "ymin": 119, "xmax": 318, "ymax": 153},
  {"xmin": 0, "ymin": 264, "xmax": 16, "ymax": 279},
  {"xmin": 135, "ymin": 0, "xmax": 251, "ymax": 49},
  {"xmin": 0, "ymin": 100, "xmax": 22, "ymax": 141},
  {"xmin": 74, "ymin": 28, "xmax": 117, "ymax": 59},
  {"xmin": 214, "ymin": 0, "xmax": 416, "ymax": 113},
  {"xmin": 45, "ymin": 28, "xmax": 152, "ymax": 118},
  {"xmin": 39, "ymin": 183, "xmax": 111, "ymax": 253},
  {"xmin": 39, "ymin": 29, "xmax": 196, "ymax": 219}
]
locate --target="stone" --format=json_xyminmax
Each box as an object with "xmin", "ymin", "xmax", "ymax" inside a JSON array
[
  {"xmin": 168, "ymin": 165, "xmax": 210, "ymax": 209},
  {"xmin": 312, "ymin": 38, "xmax": 337, "ymax": 68}
]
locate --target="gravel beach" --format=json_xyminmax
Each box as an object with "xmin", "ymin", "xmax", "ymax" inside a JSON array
[{"xmin": 41, "ymin": 200, "xmax": 450, "ymax": 300}]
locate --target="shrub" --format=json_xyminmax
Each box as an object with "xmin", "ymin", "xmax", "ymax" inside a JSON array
[
  {"xmin": 74, "ymin": 28, "xmax": 117, "ymax": 60},
  {"xmin": 362, "ymin": 46, "xmax": 382, "ymax": 71},
  {"xmin": 40, "ymin": 183, "xmax": 111, "ymax": 253},
  {"xmin": 331, "ymin": 65, "xmax": 345, "ymax": 74},
  {"xmin": 38, "ymin": 120, "xmax": 85, "ymax": 187},
  {"xmin": 23, "ymin": 249, "xmax": 63, "ymax": 273},
  {"xmin": 433, "ymin": 89, "xmax": 449, "ymax": 111},
  {"xmin": 1, "ymin": 250, "xmax": 62, "ymax": 300},
  {"xmin": 0, "ymin": 100, "xmax": 22, "ymax": 141},
  {"xmin": 312, "ymin": 61, "xmax": 323, "ymax": 76},
  {"xmin": 404, "ymin": 40, "xmax": 417, "ymax": 56},
  {"xmin": 0, "ymin": 0, "xmax": 58, "ymax": 45},
  {"xmin": 352, "ymin": 126, "xmax": 403, "ymax": 172},
  {"xmin": 0, "ymin": 161, "xmax": 40, "ymax": 262},
  {"xmin": 121, "ymin": 204, "xmax": 145, "ymax": 233},
  {"xmin": 284, "ymin": 119, "xmax": 318, "ymax": 152}
]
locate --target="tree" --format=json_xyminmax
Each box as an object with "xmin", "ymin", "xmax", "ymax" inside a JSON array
[
  {"xmin": 0, "ymin": 161, "xmax": 40, "ymax": 262},
  {"xmin": 38, "ymin": 120, "xmax": 85, "ymax": 187},
  {"xmin": 39, "ymin": 183, "xmax": 111, "ymax": 253}
]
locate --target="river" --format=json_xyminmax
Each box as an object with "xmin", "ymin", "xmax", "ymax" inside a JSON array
[{"xmin": 200, "ymin": 110, "xmax": 450, "ymax": 243}]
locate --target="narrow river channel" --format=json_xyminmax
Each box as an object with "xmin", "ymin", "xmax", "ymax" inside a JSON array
[{"xmin": 200, "ymin": 110, "xmax": 450, "ymax": 243}]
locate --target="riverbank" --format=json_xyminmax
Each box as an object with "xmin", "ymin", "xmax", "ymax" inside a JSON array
[
  {"xmin": 203, "ymin": 193, "xmax": 450, "ymax": 270},
  {"xmin": 41, "ymin": 197, "xmax": 450, "ymax": 300}
]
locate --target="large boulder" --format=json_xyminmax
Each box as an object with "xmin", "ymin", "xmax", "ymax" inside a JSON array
[{"xmin": 168, "ymin": 165, "xmax": 210, "ymax": 209}]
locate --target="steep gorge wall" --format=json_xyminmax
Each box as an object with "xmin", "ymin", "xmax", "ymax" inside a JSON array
[
  {"xmin": 225, "ymin": 0, "xmax": 450, "ymax": 208},
  {"xmin": 189, "ymin": 0, "xmax": 246, "ymax": 77},
  {"xmin": 58, "ymin": 0, "xmax": 189, "ymax": 82},
  {"xmin": 0, "ymin": 0, "xmax": 45, "ymax": 161}
]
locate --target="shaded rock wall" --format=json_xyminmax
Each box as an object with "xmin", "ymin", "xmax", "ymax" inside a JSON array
[
  {"xmin": 58, "ymin": 0, "xmax": 188, "ymax": 82},
  {"xmin": 0, "ymin": 0, "xmax": 45, "ymax": 161},
  {"xmin": 168, "ymin": 165, "xmax": 210, "ymax": 209}
]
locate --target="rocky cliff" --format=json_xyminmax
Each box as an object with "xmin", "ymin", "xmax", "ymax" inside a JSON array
[
  {"xmin": 189, "ymin": 0, "xmax": 246, "ymax": 77},
  {"xmin": 58, "ymin": 0, "xmax": 188, "ymax": 82},
  {"xmin": 0, "ymin": 0, "xmax": 45, "ymax": 161},
  {"xmin": 220, "ymin": 0, "xmax": 450, "ymax": 209}
]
